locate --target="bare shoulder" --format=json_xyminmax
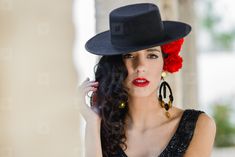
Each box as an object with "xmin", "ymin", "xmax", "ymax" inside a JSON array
[
  {"xmin": 196, "ymin": 112, "xmax": 216, "ymax": 132},
  {"xmin": 184, "ymin": 112, "xmax": 216, "ymax": 157}
]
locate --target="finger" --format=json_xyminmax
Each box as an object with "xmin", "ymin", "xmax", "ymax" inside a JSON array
[
  {"xmin": 78, "ymin": 77, "xmax": 91, "ymax": 86},
  {"xmin": 84, "ymin": 82, "xmax": 99, "ymax": 88},
  {"xmin": 79, "ymin": 80, "xmax": 98, "ymax": 89},
  {"xmin": 81, "ymin": 81, "xmax": 98, "ymax": 89},
  {"xmin": 92, "ymin": 84, "xmax": 99, "ymax": 88},
  {"xmin": 80, "ymin": 86, "xmax": 97, "ymax": 96},
  {"xmin": 77, "ymin": 80, "xmax": 97, "ymax": 90},
  {"xmin": 79, "ymin": 82, "xmax": 99, "ymax": 92}
]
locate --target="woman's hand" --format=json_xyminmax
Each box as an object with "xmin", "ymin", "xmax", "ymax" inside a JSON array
[
  {"xmin": 78, "ymin": 78, "xmax": 103, "ymax": 157},
  {"xmin": 77, "ymin": 77, "xmax": 101, "ymax": 123}
]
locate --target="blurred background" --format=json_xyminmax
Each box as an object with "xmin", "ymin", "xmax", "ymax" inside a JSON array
[{"xmin": 1, "ymin": 0, "xmax": 235, "ymax": 157}]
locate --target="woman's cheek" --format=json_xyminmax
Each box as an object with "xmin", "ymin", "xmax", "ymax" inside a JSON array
[{"xmin": 123, "ymin": 77, "xmax": 130, "ymax": 90}]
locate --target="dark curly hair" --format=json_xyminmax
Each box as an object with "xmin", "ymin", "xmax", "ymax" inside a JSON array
[{"xmin": 92, "ymin": 55, "xmax": 129, "ymax": 157}]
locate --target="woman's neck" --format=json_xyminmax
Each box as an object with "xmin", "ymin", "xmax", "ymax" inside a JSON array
[{"xmin": 125, "ymin": 94, "xmax": 166, "ymax": 132}]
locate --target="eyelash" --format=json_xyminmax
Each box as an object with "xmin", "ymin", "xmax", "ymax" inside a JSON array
[
  {"xmin": 148, "ymin": 54, "xmax": 159, "ymax": 59},
  {"xmin": 123, "ymin": 54, "xmax": 158, "ymax": 59}
]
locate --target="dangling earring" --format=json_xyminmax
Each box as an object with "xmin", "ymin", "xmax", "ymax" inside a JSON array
[{"xmin": 158, "ymin": 72, "xmax": 173, "ymax": 118}]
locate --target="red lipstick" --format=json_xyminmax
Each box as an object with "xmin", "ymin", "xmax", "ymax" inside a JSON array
[{"xmin": 132, "ymin": 77, "xmax": 150, "ymax": 87}]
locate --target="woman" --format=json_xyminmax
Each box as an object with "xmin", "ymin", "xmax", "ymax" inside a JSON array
[{"xmin": 79, "ymin": 3, "xmax": 216, "ymax": 157}]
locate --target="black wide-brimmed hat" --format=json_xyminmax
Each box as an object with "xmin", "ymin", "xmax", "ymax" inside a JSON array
[{"xmin": 85, "ymin": 3, "xmax": 191, "ymax": 56}]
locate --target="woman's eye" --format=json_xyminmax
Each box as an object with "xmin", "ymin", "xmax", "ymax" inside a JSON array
[
  {"xmin": 123, "ymin": 54, "xmax": 134, "ymax": 59},
  {"xmin": 148, "ymin": 54, "xmax": 158, "ymax": 59},
  {"xmin": 123, "ymin": 53, "xmax": 158, "ymax": 59}
]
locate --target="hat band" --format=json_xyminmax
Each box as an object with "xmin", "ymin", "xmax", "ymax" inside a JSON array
[
  {"xmin": 110, "ymin": 22, "xmax": 165, "ymax": 47},
  {"xmin": 111, "ymin": 33, "xmax": 166, "ymax": 48}
]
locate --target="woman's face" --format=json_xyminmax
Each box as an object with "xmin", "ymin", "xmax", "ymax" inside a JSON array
[{"xmin": 122, "ymin": 46, "xmax": 164, "ymax": 98}]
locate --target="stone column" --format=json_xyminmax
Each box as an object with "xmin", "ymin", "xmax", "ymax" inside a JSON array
[
  {"xmin": 0, "ymin": 1, "xmax": 80, "ymax": 157},
  {"xmin": 159, "ymin": 0, "xmax": 183, "ymax": 108},
  {"xmin": 160, "ymin": 0, "xmax": 198, "ymax": 109},
  {"xmin": 178, "ymin": 0, "xmax": 198, "ymax": 109},
  {"xmin": 95, "ymin": 0, "xmax": 160, "ymax": 33}
]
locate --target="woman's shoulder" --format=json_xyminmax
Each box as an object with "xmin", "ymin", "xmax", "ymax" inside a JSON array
[
  {"xmin": 174, "ymin": 107, "xmax": 216, "ymax": 133},
  {"xmin": 181, "ymin": 108, "xmax": 216, "ymax": 130},
  {"xmin": 194, "ymin": 110, "xmax": 216, "ymax": 144},
  {"xmin": 183, "ymin": 108, "xmax": 216, "ymax": 157},
  {"xmin": 196, "ymin": 111, "xmax": 216, "ymax": 129},
  {"xmin": 172, "ymin": 107, "xmax": 212, "ymax": 121},
  {"xmin": 158, "ymin": 107, "xmax": 215, "ymax": 156}
]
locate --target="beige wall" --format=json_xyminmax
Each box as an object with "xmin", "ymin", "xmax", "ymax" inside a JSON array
[{"xmin": 0, "ymin": 1, "xmax": 81, "ymax": 157}]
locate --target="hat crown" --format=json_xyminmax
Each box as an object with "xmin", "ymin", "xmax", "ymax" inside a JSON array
[
  {"xmin": 111, "ymin": 3, "xmax": 157, "ymax": 17},
  {"xmin": 85, "ymin": 3, "xmax": 191, "ymax": 55},
  {"xmin": 109, "ymin": 3, "xmax": 165, "ymax": 48}
]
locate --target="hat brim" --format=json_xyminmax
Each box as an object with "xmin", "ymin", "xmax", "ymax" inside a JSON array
[{"xmin": 85, "ymin": 21, "xmax": 191, "ymax": 56}]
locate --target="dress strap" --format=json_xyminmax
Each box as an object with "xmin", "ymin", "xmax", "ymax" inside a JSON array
[{"xmin": 159, "ymin": 109, "xmax": 204, "ymax": 156}]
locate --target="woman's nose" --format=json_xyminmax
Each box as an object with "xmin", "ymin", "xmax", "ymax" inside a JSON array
[
  {"xmin": 135, "ymin": 58, "xmax": 146, "ymax": 73},
  {"xmin": 136, "ymin": 68, "xmax": 145, "ymax": 73}
]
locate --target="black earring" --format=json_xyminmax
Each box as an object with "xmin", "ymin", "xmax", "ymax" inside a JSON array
[{"xmin": 158, "ymin": 78, "xmax": 174, "ymax": 118}]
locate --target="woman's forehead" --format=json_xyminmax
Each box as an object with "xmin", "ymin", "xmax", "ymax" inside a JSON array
[{"xmin": 126, "ymin": 46, "xmax": 161, "ymax": 54}]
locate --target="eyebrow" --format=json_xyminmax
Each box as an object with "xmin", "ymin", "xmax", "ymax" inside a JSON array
[{"xmin": 146, "ymin": 48, "xmax": 161, "ymax": 52}]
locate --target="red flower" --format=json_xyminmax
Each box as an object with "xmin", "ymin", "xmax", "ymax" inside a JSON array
[
  {"xmin": 160, "ymin": 38, "xmax": 184, "ymax": 73},
  {"xmin": 161, "ymin": 38, "xmax": 184, "ymax": 55},
  {"xmin": 163, "ymin": 55, "xmax": 183, "ymax": 73}
]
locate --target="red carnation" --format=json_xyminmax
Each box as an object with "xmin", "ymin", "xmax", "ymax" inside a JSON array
[
  {"xmin": 161, "ymin": 38, "xmax": 184, "ymax": 55},
  {"xmin": 163, "ymin": 55, "xmax": 183, "ymax": 73}
]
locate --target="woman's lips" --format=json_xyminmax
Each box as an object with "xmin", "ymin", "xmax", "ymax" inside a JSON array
[{"xmin": 132, "ymin": 78, "xmax": 150, "ymax": 87}]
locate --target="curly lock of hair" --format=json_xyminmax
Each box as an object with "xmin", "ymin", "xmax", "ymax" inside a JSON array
[{"xmin": 91, "ymin": 55, "xmax": 130, "ymax": 157}]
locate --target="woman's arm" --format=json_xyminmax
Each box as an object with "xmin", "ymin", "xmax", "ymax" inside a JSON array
[
  {"xmin": 78, "ymin": 78, "xmax": 103, "ymax": 157},
  {"xmin": 85, "ymin": 118, "xmax": 103, "ymax": 157},
  {"xmin": 184, "ymin": 113, "xmax": 216, "ymax": 157}
]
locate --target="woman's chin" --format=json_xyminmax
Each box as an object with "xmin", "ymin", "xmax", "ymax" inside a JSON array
[{"xmin": 128, "ymin": 91, "xmax": 153, "ymax": 98}]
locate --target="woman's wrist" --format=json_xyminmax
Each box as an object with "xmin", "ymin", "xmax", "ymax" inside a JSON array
[{"xmin": 86, "ymin": 116, "xmax": 101, "ymax": 128}]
